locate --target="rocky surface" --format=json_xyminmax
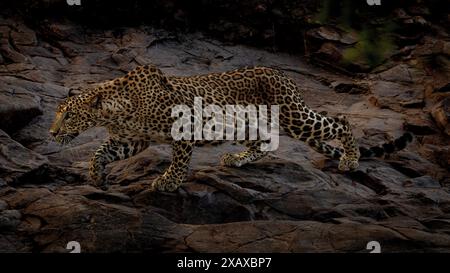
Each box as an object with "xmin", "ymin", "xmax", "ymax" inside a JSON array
[{"xmin": 0, "ymin": 11, "xmax": 449, "ymax": 252}]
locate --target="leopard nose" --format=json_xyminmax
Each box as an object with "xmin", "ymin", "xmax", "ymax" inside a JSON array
[{"xmin": 49, "ymin": 129, "xmax": 58, "ymax": 137}]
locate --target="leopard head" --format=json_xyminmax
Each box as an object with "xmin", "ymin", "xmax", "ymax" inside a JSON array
[
  {"xmin": 50, "ymin": 65, "xmax": 172, "ymax": 144},
  {"xmin": 50, "ymin": 89, "xmax": 104, "ymax": 145}
]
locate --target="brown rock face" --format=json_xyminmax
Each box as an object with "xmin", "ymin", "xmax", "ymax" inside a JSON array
[
  {"xmin": 0, "ymin": 130, "xmax": 48, "ymax": 183},
  {"xmin": 432, "ymin": 98, "xmax": 450, "ymax": 136},
  {"xmin": 0, "ymin": 3, "xmax": 449, "ymax": 252},
  {"xmin": 0, "ymin": 86, "xmax": 43, "ymax": 134}
]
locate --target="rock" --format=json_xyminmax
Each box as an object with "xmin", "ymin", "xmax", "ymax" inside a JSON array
[
  {"xmin": 404, "ymin": 115, "xmax": 438, "ymax": 135},
  {"xmin": 307, "ymin": 27, "xmax": 341, "ymax": 42},
  {"xmin": 0, "ymin": 44, "xmax": 28, "ymax": 64},
  {"xmin": 307, "ymin": 26, "xmax": 358, "ymax": 46},
  {"xmin": 0, "ymin": 200, "xmax": 8, "ymax": 210},
  {"xmin": 184, "ymin": 220, "xmax": 429, "ymax": 252},
  {"xmin": 330, "ymin": 80, "xmax": 369, "ymax": 94},
  {"xmin": 134, "ymin": 183, "xmax": 255, "ymax": 224},
  {"xmin": 403, "ymin": 176, "xmax": 441, "ymax": 188},
  {"xmin": 431, "ymin": 98, "xmax": 450, "ymax": 136},
  {"xmin": 0, "ymin": 210, "xmax": 21, "ymax": 230},
  {"xmin": 400, "ymin": 99, "xmax": 425, "ymax": 108},
  {"xmin": 107, "ymin": 147, "xmax": 170, "ymax": 185},
  {"xmin": 10, "ymin": 26, "xmax": 37, "ymax": 46},
  {"xmin": 339, "ymin": 32, "xmax": 358, "ymax": 45},
  {"xmin": 370, "ymin": 81, "xmax": 424, "ymax": 111},
  {"xmin": 377, "ymin": 64, "xmax": 425, "ymax": 84},
  {"xmin": 434, "ymin": 83, "xmax": 450, "ymax": 93},
  {"xmin": 386, "ymin": 151, "xmax": 449, "ymax": 183},
  {"xmin": 421, "ymin": 218, "xmax": 450, "ymax": 235},
  {"xmin": 419, "ymin": 144, "xmax": 450, "ymax": 170},
  {"xmin": 315, "ymin": 42, "xmax": 343, "ymax": 64},
  {"xmin": 0, "ymin": 129, "xmax": 48, "ymax": 183},
  {"xmin": 0, "ymin": 234, "xmax": 27, "ymax": 253},
  {"xmin": 0, "ymin": 81, "xmax": 43, "ymax": 133}
]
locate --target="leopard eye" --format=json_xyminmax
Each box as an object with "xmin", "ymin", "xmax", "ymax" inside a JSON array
[{"xmin": 65, "ymin": 112, "xmax": 72, "ymax": 119}]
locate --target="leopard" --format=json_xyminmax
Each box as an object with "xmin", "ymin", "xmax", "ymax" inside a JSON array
[{"xmin": 50, "ymin": 64, "xmax": 412, "ymax": 192}]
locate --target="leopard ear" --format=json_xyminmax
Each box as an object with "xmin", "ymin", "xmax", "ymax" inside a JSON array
[
  {"xmin": 91, "ymin": 94, "xmax": 101, "ymax": 108},
  {"xmin": 83, "ymin": 94, "xmax": 102, "ymax": 110},
  {"xmin": 160, "ymin": 74, "xmax": 173, "ymax": 91},
  {"xmin": 90, "ymin": 94, "xmax": 102, "ymax": 109},
  {"xmin": 156, "ymin": 69, "xmax": 173, "ymax": 92}
]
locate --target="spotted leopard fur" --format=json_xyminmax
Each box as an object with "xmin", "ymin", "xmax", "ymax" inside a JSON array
[{"xmin": 50, "ymin": 65, "xmax": 412, "ymax": 191}]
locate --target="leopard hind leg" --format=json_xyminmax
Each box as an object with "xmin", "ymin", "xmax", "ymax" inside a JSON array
[{"xmin": 280, "ymin": 104, "xmax": 360, "ymax": 171}]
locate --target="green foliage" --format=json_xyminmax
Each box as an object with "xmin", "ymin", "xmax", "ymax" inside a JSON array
[
  {"xmin": 315, "ymin": 0, "xmax": 397, "ymax": 69},
  {"xmin": 314, "ymin": 0, "xmax": 332, "ymax": 24},
  {"xmin": 343, "ymin": 24, "xmax": 396, "ymax": 67}
]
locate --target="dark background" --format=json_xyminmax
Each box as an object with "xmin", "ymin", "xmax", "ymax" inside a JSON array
[{"xmin": 2, "ymin": 0, "xmax": 449, "ymax": 56}]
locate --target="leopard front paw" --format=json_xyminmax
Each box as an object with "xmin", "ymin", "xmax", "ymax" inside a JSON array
[
  {"xmin": 89, "ymin": 168, "xmax": 107, "ymax": 188},
  {"xmin": 150, "ymin": 173, "xmax": 182, "ymax": 192},
  {"xmin": 338, "ymin": 155, "xmax": 359, "ymax": 171}
]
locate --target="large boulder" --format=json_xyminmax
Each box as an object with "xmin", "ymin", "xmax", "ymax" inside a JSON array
[
  {"xmin": 0, "ymin": 78, "xmax": 43, "ymax": 134},
  {"xmin": 431, "ymin": 97, "xmax": 450, "ymax": 136},
  {"xmin": 0, "ymin": 129, "xmax": 48, "ymax": 183}
]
